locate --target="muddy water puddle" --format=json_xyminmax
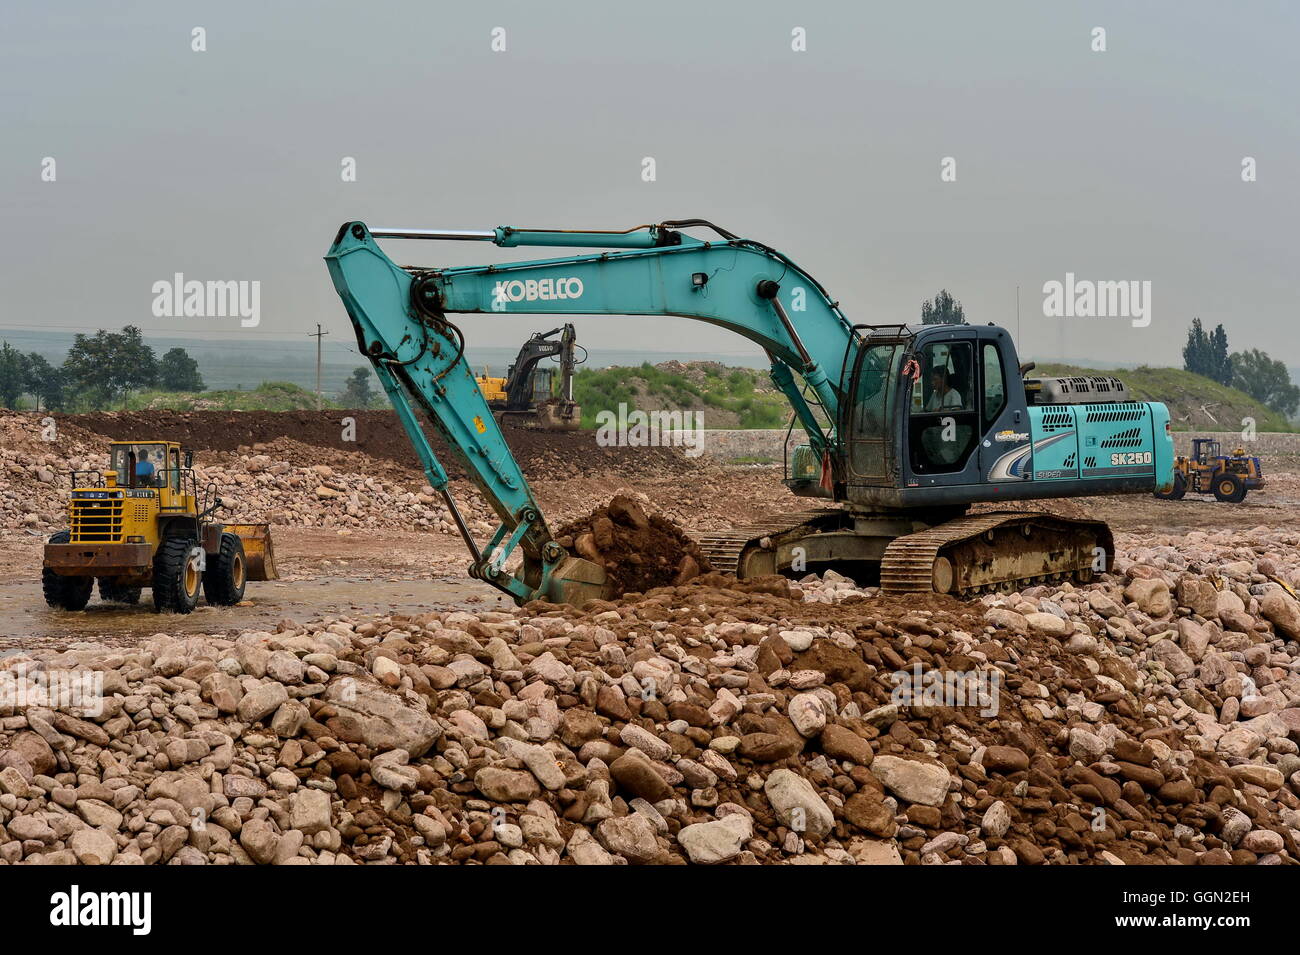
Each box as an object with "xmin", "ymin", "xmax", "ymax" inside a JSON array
[{"xmin": 0, "ymin": 575, "xmax": 511, "ymax": 652}]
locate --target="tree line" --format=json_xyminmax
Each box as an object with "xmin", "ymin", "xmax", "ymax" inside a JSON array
[
  {"xmin": 0, "ymin": 326, "xmax": 204, "ymax": 411},
  {"xmin": 1182, "ymin": 317, "xmax": 1299, "ymax": 417}
]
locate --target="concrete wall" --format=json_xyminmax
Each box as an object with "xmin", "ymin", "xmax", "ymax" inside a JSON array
[
  {"xmin": 666, "ymin": 429, "xmax": 1300, "ymax": 462},
  {"xmin": 1170, "ymin": 432, "xmax": 1300, "ymax": 457}
]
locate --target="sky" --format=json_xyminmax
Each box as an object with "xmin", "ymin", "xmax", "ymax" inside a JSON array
[{"xmin": 1, "ymin": 0, "xmax": 1296, "ymax": 369}]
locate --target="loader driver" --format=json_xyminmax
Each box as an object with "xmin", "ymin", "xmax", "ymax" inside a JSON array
[
  {"xmin": 925, "ymin": 367, "xmax": 963, "ymax": 411},
  {"xmin": 135, "ymin": 447, "xmax": 157, "ymax": 486}
]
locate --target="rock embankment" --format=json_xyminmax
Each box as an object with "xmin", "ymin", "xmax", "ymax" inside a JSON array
[{"xmin": 4, "ymin": 523, "xmax": 1300, "ymax": 865}]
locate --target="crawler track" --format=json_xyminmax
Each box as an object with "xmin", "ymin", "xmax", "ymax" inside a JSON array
[
  {"xmin": 699, "ymin": 508, "xmax": 1114, "ymax": 598},
  {"xmin": 696, "ymin": 509, "xmax": 842, "ymax": 576},
  {"xmin": 880, "ymin": 511, "xmax": 1113, "ymax": 597}
]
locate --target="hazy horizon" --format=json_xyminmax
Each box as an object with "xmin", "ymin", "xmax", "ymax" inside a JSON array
[{"xmin": 3, "ymin": 1, "xmax": 1296, "ymax": 371}]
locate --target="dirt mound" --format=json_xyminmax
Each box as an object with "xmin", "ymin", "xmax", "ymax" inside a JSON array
[
  {"xmin": 62, "ymin": 410, "xmax": 694, "ymax": 480},
  {"xmin": 554, "ymin": 494, "xmax": 712, "ymax": 596}
]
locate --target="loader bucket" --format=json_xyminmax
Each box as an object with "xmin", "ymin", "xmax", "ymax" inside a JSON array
[
  {"xmin": 544, "ymin": 555, "xmax": 611, "ymax": 606},
  {"xmin": 226, "ymin": 524, "xmax": 278, "ymax": 581}
]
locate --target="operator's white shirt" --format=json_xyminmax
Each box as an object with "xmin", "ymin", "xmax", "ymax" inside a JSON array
[{"xmin": 925, "ymin": 388, "xmax": 963, "ymax": 411}]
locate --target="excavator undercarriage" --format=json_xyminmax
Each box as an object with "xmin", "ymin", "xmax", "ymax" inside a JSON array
[{"xmin": 699, "ymin": 509, "xmax": 1112, "ymax": 599}]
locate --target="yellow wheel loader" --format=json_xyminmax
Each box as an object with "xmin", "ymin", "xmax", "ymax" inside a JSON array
[{"xmin": 41, "ymin": 440, "xmax": 277, "ymax": 614}]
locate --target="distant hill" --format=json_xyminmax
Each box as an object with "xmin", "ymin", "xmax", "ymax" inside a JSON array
[
  {"xmin": 573, "ymin": 362, "xmax": 789, "ymax": 429},
  {"xmin": 120, "ymin": 382, "xmax": 328, "ymax": 412},
  {"xmin": 0, "ymin": 328, "xmax": 769, "ymax": 396},
  {"xmin": 1034, "ymin": 364, "xmax": 1293, "ymax": 432}
]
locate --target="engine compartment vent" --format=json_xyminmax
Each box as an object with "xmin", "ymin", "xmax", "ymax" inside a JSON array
[{"xmin": 1025, "ymin": 375, "xmax": 1129, "ymax": 405}]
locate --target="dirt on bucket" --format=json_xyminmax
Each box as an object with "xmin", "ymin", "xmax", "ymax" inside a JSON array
[{"xmin": 554, "ymin": 494, "xmax": 712, "ymax": 597}]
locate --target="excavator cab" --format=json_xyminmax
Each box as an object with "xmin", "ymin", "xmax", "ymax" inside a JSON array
[
  {"xmin": 838, "ymin": 324, "xmax": 1013, "ymax": 499},
  {"xmin": 833, "ymin": 323, "xmax": 1169, "ymax": 512}
]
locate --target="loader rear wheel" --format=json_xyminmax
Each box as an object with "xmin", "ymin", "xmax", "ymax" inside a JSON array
[
  {"xmin": 203, "ymin": 532, "xmax": 247, "ymax": 606},
  {"xmin": 1153, "ymin": 472, "xmax": 1186, "ymax": 501},
  {"xmin": 1212, "ymin": 471, "xmax": 1246, "ymax": 503},
  {"xmin": 153, "ymin": 537, "xmax": 204, "ymax": 614},
  {"xmin": 42, "ymin": 530, "xmax": 93, "ymax": 611}
]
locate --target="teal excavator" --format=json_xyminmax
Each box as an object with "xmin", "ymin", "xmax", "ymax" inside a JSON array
[{"xmin": 325, "ymin": 219, "xmax": 1174, "ymax": 606}]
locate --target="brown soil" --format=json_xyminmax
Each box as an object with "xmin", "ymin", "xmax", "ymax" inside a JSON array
[
  {"xmin": 62, "ymin": 410, "xmax": 694, "ymax": 481},
  {"xmin": 554, "ymin": 494, "xmax": 712, "ymax": 596}
]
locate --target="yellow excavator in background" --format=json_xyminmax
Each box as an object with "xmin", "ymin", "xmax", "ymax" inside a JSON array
[{"xmin": 475, "ymin": 324, "xmax": 583, "ymax": 431}]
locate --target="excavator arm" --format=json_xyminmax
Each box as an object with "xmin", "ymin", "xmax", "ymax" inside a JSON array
[{"xmin": 324, "ymin": 219, "xmax": 859, "ymax": 605}]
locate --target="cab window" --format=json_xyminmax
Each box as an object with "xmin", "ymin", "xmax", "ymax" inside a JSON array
[
  {"xmin": 911, "ymin": 342, "xmax": 973, "ymax": 415},
  {"xmin": 982, "ymin": 343, "xmax": 1006, "ymax": 424},
  {"xmin": 908, "ymin": 341, "xmax": 977, "ymax": 473},
  {"xmin": 110, "ymin": 443, "xmax": 166, "ymax": 488},
  {"xmin": 847, "ymin": 341, "xmax": 903, "ymax": 481}
]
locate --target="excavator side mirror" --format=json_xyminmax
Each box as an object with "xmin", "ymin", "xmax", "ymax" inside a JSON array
[{"xmin": 185, "ymin": 451, "xmax": 193, "ymax": 468}]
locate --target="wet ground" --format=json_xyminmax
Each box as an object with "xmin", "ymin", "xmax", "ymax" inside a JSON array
[
  {"xmin": 0, "ymin": 527, "xmax": 510, "ymax": 651},
  {"xmin": 4, "ymin": 464, "xmax": 1296, "ymax": 653},
  {"xmin": 0, "ymin": 576, "xmax": 511, "ymax": 654}
]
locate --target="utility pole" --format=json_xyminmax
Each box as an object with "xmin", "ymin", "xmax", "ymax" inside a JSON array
[{"xmin": 309, "ymin": 324, "xmax": 329, "ymax": 409}]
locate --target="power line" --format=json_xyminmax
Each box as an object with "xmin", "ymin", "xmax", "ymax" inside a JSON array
[
  {"xmin": 308, "ymin": 324, "xmax": 330, "ymax": 410},
  {"xmin": 0, "ymin": 330, "xmax": 358, "ymax": 353},
  {"xmin": 0, "ymin": 320, "xmax": 337, "ymax": 337}
]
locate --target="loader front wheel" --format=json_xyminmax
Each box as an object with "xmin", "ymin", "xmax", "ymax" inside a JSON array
[
  {"xmin": 203, "ymin": 532, "xmax": 247, "ymax": 606},
  {"xmin": 42, "ymin": 530, "xmax": 93, "ymax": 611},
  {"xmin": 153, "ymin": 537, "xmax": 204, "ymax": 614}
]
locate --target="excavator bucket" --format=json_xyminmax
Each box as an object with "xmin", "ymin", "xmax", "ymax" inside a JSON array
[
  {"xmin": 544, "ymin": 556, "xmax": 611, "ymax": 606},
  {"xmin": 534, "ymin": 400, "xmax": 582, "ymax": 432},
  {"xmin": 535, "ymin": 402, "xmax": 582, "ymax": 433},
  {"xmin": 225, "ymin": 523, "xmax": 278, "ymax": 581}
]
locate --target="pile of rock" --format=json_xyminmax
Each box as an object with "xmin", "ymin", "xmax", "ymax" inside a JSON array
[
  {"xmin": 3, "ymin": 523, "xmax": 1299, "ymax": 865},
  {"xmin": 0, "ymin": 414, "xmax": 497, "ymax": 540},
  {"xmin": 193, "ymin": 449, "xmax": 495, "ymax": 537},
  {"xmin": 554, "ymin": 493, "xmax": 709, "ymax": 596},
  {"xmin": 0, "ymin": 413, "xmax": 106, "ymax": 530}
]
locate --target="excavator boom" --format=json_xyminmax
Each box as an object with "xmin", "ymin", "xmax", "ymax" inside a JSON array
[{"xmin": 325, "ymin": 219, "xmax": 857, "ymax": 604}]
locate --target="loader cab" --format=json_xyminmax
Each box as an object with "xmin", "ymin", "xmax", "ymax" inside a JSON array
[
  {"xmin": 842, "ymin": 324, "xmax": 1023, "ymax": 505},
  {"xmin": 109, "ymin": 442, "xmax": 179, "ymax": 491},
  {"xmin": 106, "ymin": 442, "xmax": 192, "ymax": 512}
]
